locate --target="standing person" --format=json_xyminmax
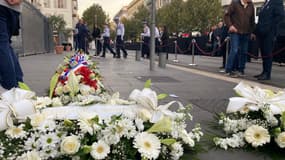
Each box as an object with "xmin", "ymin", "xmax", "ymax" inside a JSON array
[
  {"xmin": 77, "ymin": 19, "xmax": 89, "ymax": 53},
  {"xmin": 92, "ymin": 24, "xmax": 101, "ymax": 56},
  {"xmin": 217, "ymin": 21, "xmax": 229, "ymax": 70},
  {"xmin": 141, "ymin": 22, "xmax": 150, "ymax": 58},
  {"xmin": 0, "ymin": 0, "xmax": 24, "ymax": 90},
  {"xmin": 73, "ymin": 28, "xmax": 79, "ymax": 51},
  {"xmin": 155, "ymin": 26, "xmax": 160, "ymax": 54},
  {"xmin": 253, "ymin": 0, "xmax": 285, "ymax": 80},
  {"xmin": 160, "ymin": 26, "xmax": 169, "ymax": 59},
  {"xmin": 101, "ymin": 23, "xmax": 116, "ymax": 58},
  {"xmin": 114, "ymin": 17, "xmax": 128, "ymax": 59},
  {"xmin": 224, "ymin": 0, "xmax": 255, "ymax": 77}
]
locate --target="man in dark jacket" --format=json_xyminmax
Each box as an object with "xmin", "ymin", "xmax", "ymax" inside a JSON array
[
  {"xmin": 254, "ymin": 0, "xmax": 285, "ymax": 80},
  {"xmin": 0, "ymin": 0, "xmax": 24, "ymax": 90},
  {"xmin": 92, "ymin": 24, "xmax": 101, "ymax": 56},
  {"xmin": 224, "ymin": 0, "xmax": 255, "ymax": 77}
]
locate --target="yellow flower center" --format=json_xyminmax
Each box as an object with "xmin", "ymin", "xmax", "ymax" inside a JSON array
[
  {"xmin": 144, "ymin": 141, "xmax": 152, "ymax": 149},
  {"xmin": 254, "ymin": 133, "xmax": 261, "ymax": 139},
  {"xmin": 281, "ymin": 136, "xmax": 285, "ymax": 142},
  {"xmin": 13, "ymin": 128, "xmax": 22, "ymax": 135},
  {"xmin": 116, "ymin": 126, "xmax": 123, "ymax": 134},
  {"xmin": 66, "ymin": 142, "xmax": 76, "ymax": 150},
  {"xmin": 96, "ymin": 146, "xmax": 104, "ymax": 154}
]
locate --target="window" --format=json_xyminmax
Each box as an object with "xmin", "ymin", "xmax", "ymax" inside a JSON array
[
  {"xmin": 44, "ymin": 0, "xmax": 50, "ymax": 8},
  {"xmin": 54, "ymin": 0, "xmax": 66, "ymax": 9}
]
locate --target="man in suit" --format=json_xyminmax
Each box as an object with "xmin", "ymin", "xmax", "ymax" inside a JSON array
[
  {"xmin": 92, "ymin": 24, "xmax": 102, "ymax": 56},
  {"xmin": 0, "ymin": 0, "xmax": 24, "ymax": 90},
  {"xmin": 254, "ymin": 0, "xmax": 285, "ymax": 80}
]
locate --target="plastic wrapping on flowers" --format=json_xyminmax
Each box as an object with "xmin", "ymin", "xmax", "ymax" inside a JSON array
[{"xmin": 0, "ymin": 52, "xmax": 203, "ymax": 159}]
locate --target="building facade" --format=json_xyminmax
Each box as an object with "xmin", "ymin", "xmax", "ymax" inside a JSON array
[{"xmin": 26, "ymin": 0, "xmax": 79, "ymax": 29}]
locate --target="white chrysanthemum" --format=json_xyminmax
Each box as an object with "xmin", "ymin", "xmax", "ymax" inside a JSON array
[
  {"xmin": 39, "ymin": 132, "xmax": 60, "ymax": 148},
  {"xmin": 244, "ymin": 125, "xmax": 270, "ymax": 147},
  {"xmin": 25, "ymin": 135, "xmax": 40, "ymax": 150},
  {"xmin": 170, "ymin": 142, "xmax": 184, "ymax": 160},
  {"xmin": 91, "ymin": 141, "xmax": 110, "ymax": 160},
  {"xmin": 29, "ymin": 113, "xmax": 46, "ymax": 127},
  {"xmin": 275, "ymin": 132, "xmax": 285, "ymax": 148},
  {"xmin": 134, "ymin": 132, "xmax": 161, "ymax": 159},
  {"xmin": 18, "ymin": 150, "xmax": 41, "ymax": 160},
  {"xmin": 38, "ymin": 119, "xmax": 57, "ymax": 131},
  {"xmin": 78, "ymin": 119, "xmax": 94, "ymax": 135},
  {"xmin": 5, "ymin": 125, "xmax": 26, "ymax": 139},
  {"xmin": 115, "ymin": 118, "xmax": 136, "ymax": 138},
  {"xmin": 60, "ymin": 136, "xmax": 81, "ymax": 155},
  {"xmin": 35, "ymin": 97, "xmax": 52, "ymax": 109},
  {"xmin": 52, "ymin": 97, "xmax": 63, "ymax": 106}
]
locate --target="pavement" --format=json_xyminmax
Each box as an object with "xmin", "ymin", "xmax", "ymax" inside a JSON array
[{"xmin": 19, "ymin": 50, "xmax": 285, "ymax": 160}]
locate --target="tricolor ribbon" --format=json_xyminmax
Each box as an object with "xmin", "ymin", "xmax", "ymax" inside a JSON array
[
  {"xmin": 226, "ymin": 82, "xmax": 285, "ymax": 114},
  {"xmin": 0, "ymin": 88, "xmax": 36, "ymax": 131},
  {"xmin": 129, "ymin": 88, "xmax": 183, "ymax": 123}
]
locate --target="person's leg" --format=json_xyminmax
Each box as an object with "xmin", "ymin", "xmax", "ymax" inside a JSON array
[
  {"xmin": 10, "ymin": 46, "xmax": 23, "ymax": 82},
  {"xmin": 102, "ymin": 41, "xmax": 106, "ymax": 57},
  {"xmin": 116, "ymin": 36, "xmax": 121, "ymax": 58},
  {"xmin": 260, "ymin": 34, "xmax": 274, "ymax": 79},
  {"xmin": 238, "ymin": 34, "xmax": 249, "ymax": 74},
  {"xmin": 0, "ymin": 16, "xmax": 18, "ymax": 89},
  {"xmin": 225, "ymin": 33, "xmax": 239, "ymax": 74}
]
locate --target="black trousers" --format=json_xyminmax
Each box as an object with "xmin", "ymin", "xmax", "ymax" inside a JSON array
[
  {"xmin": 116, "ymin": 36, "xmax": 127, "ymax": 58},
  {"xmin": 102, "ymin": 37, "xmax": 115, "ymax": 57},
  {"xmin": 142, "ymin": 37, "xmax": 150, "ymax": 58},
  {"xmin": 258, "ymin": 33, "xmax": 275, "ymax": 78}
]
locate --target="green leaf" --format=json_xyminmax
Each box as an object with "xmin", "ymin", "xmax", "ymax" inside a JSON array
[
  {"xmin": 49, "ymin": 73, "xmax": 60, "ymax": 98},
  {"xmin": 281, "ymin": 112, "xmax": 285, "ymax": 129},
  {"xmin": 144, "ymin": 79, "xmax": 152, "ymax": 88},
  {"xmin": 158, "ymin": 93, "xmax": 168, "ymax": 100},
  {"xmin": 273, "ymin": 127, "xmax": 282, "ymax": 137},
  {"xmin": 147, "ymin": 117, "xmax": 172, "ymax": 133},
  {"xmin": 161, "ymin": 138, "xmax": 176, "ymax": 146},
  {"xmin": 18, "ymin": 82, "xmax": 31, "ymax": 91}
]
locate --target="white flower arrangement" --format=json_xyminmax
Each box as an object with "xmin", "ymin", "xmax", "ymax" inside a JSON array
[
  {"xmin": 0, "ymin": 53, "xmax": 203, "ymax": 159},
  {"xmin": 214, "ymin": 82, "xmax": 285, "ymax": 158}
]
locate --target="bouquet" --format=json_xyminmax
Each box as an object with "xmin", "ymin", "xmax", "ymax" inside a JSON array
[{"xmin": 213, "ymin": 82, "xmax": 285, "ymax": 158}]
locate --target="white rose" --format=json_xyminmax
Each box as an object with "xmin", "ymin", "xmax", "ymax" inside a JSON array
[
  {"xmin": 52, "ymin": 97, "xmax": 63, "ymax": 107},
  {"xmin": 30, "ymin": 113, "xmax": 46, "ymax": 127},
  {"xmin": 61, "ymin": 136, "xmax": 81, "ymax": 154},
  {"xmin": 276, "ymin": 132, "xmax": 285, "ymax": 148}
]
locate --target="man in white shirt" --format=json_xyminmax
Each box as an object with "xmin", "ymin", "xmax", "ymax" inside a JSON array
[
  {"xmin": 0, "ymin": 0, "xmax": 24, "ymax": 90},
  {"xmin": 141, "ymin": 22, "xmax": 150, "ymax": 58},
  {"xmin": 114, "ymin": 17, "xmax": 128, "ymax": 58},
  {"xmin": 101, "ymin": 24, "xmax": 116, "ymax": 58}
]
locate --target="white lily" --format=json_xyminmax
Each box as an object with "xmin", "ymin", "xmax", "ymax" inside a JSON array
[
  {"xmin": 129, "ymin": 88, "xmax": 183, "ymax": 123},
  {"xmin": 227, "ymin": 82, "xmax": 285, "ymax": 114},
  {"xmin": 0, "ymin": 88, "xmax": 36, "ymax": 131}
]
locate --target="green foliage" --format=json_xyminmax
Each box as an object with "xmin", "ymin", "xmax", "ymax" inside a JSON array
[
  {"xmin": 144, "ymin": 79, "xmax": 152, "ymax": 88},
  {"xmin": 82, "ymin": 4, "xmax": 108, "ymax": 31},
  {"xmin": 122, "ymin": 5, "xmax": 150, "ymax": 41},
  {"xmin": 49, "ymin": 73, "xmax": 60, "ymax": 98},
  {"xmin": 48, "ymin": 15, "xmax": 66, "ymax": 32},
  {"xmin": 18, "ymin": 82, "xmax": 31, "ymax": 91}
]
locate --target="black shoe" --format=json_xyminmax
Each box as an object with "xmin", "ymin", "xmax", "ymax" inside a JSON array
[
  {"xmin": 254, "ymin": 73, "xmax": 263, "ymax": 78},
  {"xmin": 257, "ymin": 74, "xmax": 270, "ymax": 80},
  {"xmin": 100, "ymin": 55, "xmax": 105, "ymax": 58},
  {"xmin": 123, "ymin": 54, "xmax": 127, "ymax": 59}
]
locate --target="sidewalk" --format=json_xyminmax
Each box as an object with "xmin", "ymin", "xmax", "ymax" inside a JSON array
[{"xmin": 19, "ymin": 51, "xmax": 274, "ymax": 160}]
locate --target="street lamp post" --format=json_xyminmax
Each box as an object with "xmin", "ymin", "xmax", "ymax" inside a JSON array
[{"xmin": 150, "ymin": 0, "xmax": 156, "ymax": 71}]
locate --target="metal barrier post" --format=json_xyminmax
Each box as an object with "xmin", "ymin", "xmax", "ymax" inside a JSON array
[
  {"xmin": 189, "ymin": 39, "xmax": 197, "ymax": 66},
  {"xmin": 225, "ymin": 37, "xmax": 230, "ymax": 67},
  {"xmin": 136, "ymin": 41, "xmax": 141, "ymax": 61},
  {"xmin": 173, "ymin": 41, "xmax": 179, "ymax": 63}
]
